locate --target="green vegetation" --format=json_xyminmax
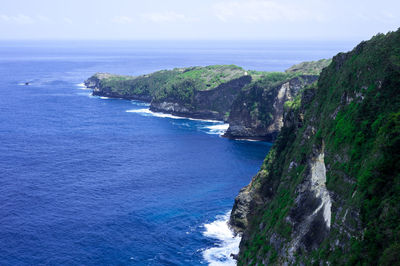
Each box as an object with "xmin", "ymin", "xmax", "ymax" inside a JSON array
[
  {"xmin": 90, "ymin": 62, "xmax": 323, "ymax": 107},
  {"xmin": 283, "ymin": 91, "xmax": 303, "ymax": 110},
  {"xmin": 178, "ymin": 65, "xmax": 245, "ymax": 88},
  {"xmin": 285, "ymin": 58, "xmax": 332, "ymax": 75},
  {"xmin": 94, "ymin": 65, "xmax": 247, "ymax": 100},
  {"xmin": 238, "ymin": 29, "xmax": 400, "ymax": 264},
  {"xmin": 153, "ymin": 78, "xmax": 201, "ymax": 106}
]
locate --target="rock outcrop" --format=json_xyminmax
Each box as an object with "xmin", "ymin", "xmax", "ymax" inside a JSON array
[
  {"xmin": 150, "ymin": 75, "xmax": 252, "ymax": 120},
  {"xmin": 224, "ymin": 75, "xmax": 318, "ymax": 141}
]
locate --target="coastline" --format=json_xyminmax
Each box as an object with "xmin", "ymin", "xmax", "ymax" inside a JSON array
[{"xmin": 88, "ymin": 86, "xmax": 273, "ymax": 142}]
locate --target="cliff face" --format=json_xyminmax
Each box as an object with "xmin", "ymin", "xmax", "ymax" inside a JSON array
[
  {"xmin": 231, "ymin": 29, "xmax": 400, "ymax": 265},
  {"xmin": 84, "ymin": 65, "xmax": 252, "ymax": 120},
  {"xmin": 224, "ymin": 75, "xmax": 318, "ymax": 141},
  {"xmin": 150, "ymin": 75, "xmax": 252, "ymax": 120}
]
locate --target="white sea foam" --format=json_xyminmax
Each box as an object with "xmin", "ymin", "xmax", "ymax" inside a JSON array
[
  {"xmin": 131, "ymin": 100, "xmax": 150, "ymax": 107},
  {"xmin": 188, "ymin": 117, "xmax": 221, "ymax": 123},
  {"xmin": 202, "ymin": 212, "xmax": 241, "ymax": 266},
  {"xmin": 76, "ymin": 83, "xmax": 90, "ymax": 90},
  {"xmin": 100, "ymin": 96, "xmax": 110, "ymax": 99},
  {"xmin": 127, "ymin": 107, "xmax": 222, "ymax": 122},
  {"xmin": 204, "ymin": 124, "xmax": 229, "ymax": 136},
  {"xmin": 235, "ymin": 138, "xmax": 262, "ymax": 142},
  {"xmin": 126, "ymin": 108, "xmax": 184, "ymax": 119},
  {"xmin": 126, "ymin": 108, "xmax": 229, "ymax": 135}
]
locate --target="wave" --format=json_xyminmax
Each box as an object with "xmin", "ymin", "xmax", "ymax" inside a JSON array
[
  {"xmin": 203, "ymin": 124, "xmax": 229, "ymax": 136},
  {"xmin": 100, "ymin": 96, "xmax": 110, "ymax": 99},
  {"xmin": 234, "ymin": 138, "xmax": 262, "ymax": 142},
  {"xmin": 76, "ymin": 83, "xmax": 90, "ymax": 90},
  {"xmin": 187, "ymin": 117, "xmax": 222, "ymax": 123},
  {"xmin": 126, "ymin": 108, "xmax": 185, "ymax": 119},
  {"xmin": 202, "ymin": 212, "xmax": 241, "ymax": 266},
  {"xmin": 130, "ymin": 100, "xmax": 151, "ymax": 107},
  {"xmin": 126, "ymin": 107, "xmax": 222, "ymax": 122},
  {"xmin": 126, "ymin": 108, "xmax": 229, "ymax": 135}
]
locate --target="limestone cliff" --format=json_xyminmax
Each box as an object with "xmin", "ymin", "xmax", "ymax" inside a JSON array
[
  {"xmin": 224, "ymin": 75, "xmax": 318, "ymax": 141},
  {"xmin": 150, "ymin": 75, "xmax": 252, "ymax": 120}
]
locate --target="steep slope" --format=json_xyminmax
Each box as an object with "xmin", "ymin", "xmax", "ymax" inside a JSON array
[
  {"xmin": 150, "ymin": 75, "xmax": 252, "ymax": 120},
  {"xmin": 224, "ymin": 75, "xmax": 318, "ymax": 141},
  {"xmin": 230, "ymin": 29, "xmax": 400, "ymax": 265}
]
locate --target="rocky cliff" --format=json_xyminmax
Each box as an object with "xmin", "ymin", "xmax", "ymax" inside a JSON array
[
  {"xmin": 150, "ymin": 75, "xmax": 252, "ymax": 120},
  {"xmin": 224, "ymin": 75, "xmax": 318, "ymax": 141},
  {"xmin": 230, "ymin": 29, "xmax": 400, "ymax": 265}
]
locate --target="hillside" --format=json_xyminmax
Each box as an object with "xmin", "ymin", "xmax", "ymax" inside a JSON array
[
  {"xmin": 85, "ymin": 65, "xmax": 247, "ymax": 99},
  {"xmin": 230, "ymin": 29, "xmax": 400, "ymax": 265},
  {"xmin": 224, "ymin": 74, "xmax": 318, "ymax": 141}
]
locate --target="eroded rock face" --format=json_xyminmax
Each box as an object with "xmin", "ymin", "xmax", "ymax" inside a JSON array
[
  {"xmin": 286, "ymin": 149, "xmax": 331, "ymax": 261},
  {"xmin": 150, "ymin": 75, "xmax": 252, "ymax": 121},
  {"xmin": 230, "ymin": 150, "xmax": 332, "ymax": 263},
  {"xmin": 224, "ymin": 75, "xmax": 318, "ymax": 141},
  {"xmin": 310, "ymin": 152, "xmax": 331, "ymax": 229},
  {"xmin": 229, "ymin": 184, "xmax": 253, "ymax": 233}
]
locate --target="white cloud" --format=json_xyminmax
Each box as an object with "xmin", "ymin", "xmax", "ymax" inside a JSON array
[
  {"xmin": 112, "ymin": 16, "xmax": 134, "ymax": 24},
  {"xmin": 212, "ymin": 0, "xmax": 322, "ymax": 23},
  {"xmin": 0, "ymin": 14, "xmax": 34, "ymax": 24},
  {"xmin": 142, "ymin": 11, "xmax": 190, "ymax": 23}
]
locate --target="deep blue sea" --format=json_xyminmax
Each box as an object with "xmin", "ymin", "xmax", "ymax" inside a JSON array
[{"xmin": 0, "ymin": 40, "xmax": 355, "ymax": 265}]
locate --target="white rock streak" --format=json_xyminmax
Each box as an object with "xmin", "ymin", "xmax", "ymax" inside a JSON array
[{"xmin": 310, "ymin": 152, "xmax": 332, "ymax": 228}]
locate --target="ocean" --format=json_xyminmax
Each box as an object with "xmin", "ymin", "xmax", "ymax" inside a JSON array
[{"xmin": 0, "ymin": 40, "xmax": 355, "ymax": 265}]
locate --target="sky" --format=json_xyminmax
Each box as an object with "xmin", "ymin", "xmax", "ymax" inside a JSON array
[{"xmin": 0, "ymin": 0, "xmax": 399, "ymax": 41}]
